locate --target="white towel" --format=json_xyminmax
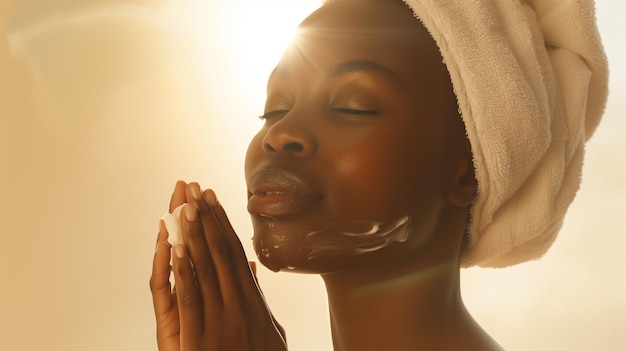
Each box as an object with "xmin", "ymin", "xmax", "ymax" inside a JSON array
[{"xmin": 398, "ymin": 0, "xmax": 609, "ymax": 267}]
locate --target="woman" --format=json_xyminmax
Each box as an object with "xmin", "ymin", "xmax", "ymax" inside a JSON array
[{"xmin": 150, "ymin": 0, "xmax": 607, "ymax": 350}]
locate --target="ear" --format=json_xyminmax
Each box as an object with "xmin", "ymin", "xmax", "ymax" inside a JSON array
[{"xmin": 446, "ymin": 154, "xmax": 477, "ymax": 207}]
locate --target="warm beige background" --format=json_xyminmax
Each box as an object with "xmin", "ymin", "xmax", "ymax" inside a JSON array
[{"xmin": 1, "ymin": 1, "xmax": 624, "ymax": 350}]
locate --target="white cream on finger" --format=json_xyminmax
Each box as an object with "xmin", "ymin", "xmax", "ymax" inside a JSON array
[
  {"xmin": 161, "ymin": 203, "xmax": 186, "ymax": 247},
  {"xmin": 160, "ymin": 203, "xmax": 187, "ymax": 285}
]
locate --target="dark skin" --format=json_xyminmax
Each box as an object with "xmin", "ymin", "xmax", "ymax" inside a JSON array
[
  {"xmin": 151, "ymin": 182, "xmax": 287, "ymax": 350},
  {"xmin": 151, "ymin": 0, "xmax": 502, "ymax": 349}
]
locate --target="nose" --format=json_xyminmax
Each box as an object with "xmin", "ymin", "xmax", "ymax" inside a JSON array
[{"xmin": 262, "ymin": 117, "xmax": 318, "ymax": 157}]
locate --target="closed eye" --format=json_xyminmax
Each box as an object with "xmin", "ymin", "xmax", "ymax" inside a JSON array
[
  {"xmin": 331, "ymin": 108, "xmax": 380, "ymax": 116},
  {"xmin": 259, "ymin": 110, "xmax": 289, "ymax": 120}
]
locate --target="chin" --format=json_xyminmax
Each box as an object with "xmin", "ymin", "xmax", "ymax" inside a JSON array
[
  {"xmin": 252, "ymin": 213, "xmax": 418, "ymax": 273},
  {"xmin": 252, "ymin": 221, "xmax": 307, "ymax": 272}
]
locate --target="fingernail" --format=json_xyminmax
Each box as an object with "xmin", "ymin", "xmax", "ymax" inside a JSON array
[
  {"xmin": 205, "ymin": 189, "xmax": 218, "ymax": 206},
  {"xmin": 184, "ymin": 204, "xmax": 196, "ymax": 222},
  {"xmin": 190, "ymin": 183, "xmax": 202, "ymax": 200},
  {"xmin": 174, "ymin": 244, "xmax": 185, "ymax": 259}
]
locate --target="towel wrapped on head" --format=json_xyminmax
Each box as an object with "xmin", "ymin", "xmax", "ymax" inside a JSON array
[
  {"xmin": 396, "ymin": 0, "xmax": 608, "ymax": 267},
  {"xmin": 322, "ymin": 0, "xmax": 608, "ymax": 267}
]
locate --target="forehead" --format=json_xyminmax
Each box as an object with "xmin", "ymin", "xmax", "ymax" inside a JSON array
[
  {"xmin": 302, "ymin": 0, "xmax": 418, "ymax": 33},
  {"xmin": 272, "ymin": 0, "xmax": 444, "ymax": 85}
]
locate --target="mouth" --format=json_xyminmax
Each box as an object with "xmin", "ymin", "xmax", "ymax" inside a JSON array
[{"xmin": 247, "ymin": 169, "xmax": 322, "ymax": 217}]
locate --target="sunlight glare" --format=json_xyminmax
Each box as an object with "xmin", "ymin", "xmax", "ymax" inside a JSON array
[{"xmin": 199, "ymin": 0, "xmax": 321, "ymax": 109}]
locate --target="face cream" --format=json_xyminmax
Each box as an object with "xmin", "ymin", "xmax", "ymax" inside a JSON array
[
  {"xmin": 161, "ymin": 203, "xmax": 186, "ymax": 246},
  {"xmin": 303, "ymin": 216, "xmax": 412, "ymax": 260}
]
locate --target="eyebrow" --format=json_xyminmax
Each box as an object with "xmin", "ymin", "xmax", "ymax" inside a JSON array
[
  {"xmin": 269, "ymin": 59, "xmax": 405, "ymax": 89},
  {"xmin": 329, "ymin": 59, "xmax": 404, "ymax": 88}
]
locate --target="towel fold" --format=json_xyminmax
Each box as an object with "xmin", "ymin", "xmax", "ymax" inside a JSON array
[{"xmin": 400, "ymin": 0, "xmax": 608, "ymax": 267}]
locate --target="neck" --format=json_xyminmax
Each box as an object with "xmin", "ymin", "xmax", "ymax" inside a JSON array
[{"xmin": 321, "ymin": 256, "xmax": 499, "ymax": 351}]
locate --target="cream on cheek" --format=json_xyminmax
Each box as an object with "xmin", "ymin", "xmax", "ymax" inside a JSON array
[
  {"xmin": 255, "ymin": 215, "xmax": 412, "ymax": 264},
  {"xmin": 303, "ymin": 215, "xmax": 412, "ymax": 259}
]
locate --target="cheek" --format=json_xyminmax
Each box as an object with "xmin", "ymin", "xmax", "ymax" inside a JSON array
[
  {"xmin": 304, "ymin": 216, "xmax": 413, "ymax": 260},
  {"xmin": 326, "ymin": 134, "xmax": 443, "ymax": 218}
]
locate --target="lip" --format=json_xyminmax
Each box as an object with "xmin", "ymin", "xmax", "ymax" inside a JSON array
[{"xmin": 247, "ymin": 168, "xmax": 321, "ymax": 217}]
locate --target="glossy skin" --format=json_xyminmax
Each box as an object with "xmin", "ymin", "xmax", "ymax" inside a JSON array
[
  {"xmin": 151, "ymin": 0, "xmax": 503, "ymax": 350},
  {"xmin": 151, "ymin": 181, "xmax": 287, "ymax": 351},
  {"xmin": 245, "ymin": 0, "xmax": 473, "ymax": 274}
]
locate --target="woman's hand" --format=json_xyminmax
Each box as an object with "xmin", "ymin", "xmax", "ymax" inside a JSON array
[
  {"xmin": 150, "ymin": 181, "xmax": 287, "ymax": 351},
  {"xmin": 151, "ymin": 181, "xmax": 187, "ymax": 350}
]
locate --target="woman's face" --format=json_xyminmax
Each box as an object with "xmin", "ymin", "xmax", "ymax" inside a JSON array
[{"xmin": 244, "ymin": 0, "xmax": 471, "ymax": 273}]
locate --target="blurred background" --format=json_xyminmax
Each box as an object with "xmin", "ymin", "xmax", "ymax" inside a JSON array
[{"xmin": 1, "ymin": 0, "xmax": 624, "ymax": 350}]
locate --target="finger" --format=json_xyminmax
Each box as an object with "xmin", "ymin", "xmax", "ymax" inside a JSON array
[
  {"xmin": 203, "ymin": 190, "xmax": 259, "ymax": 305},
  {"xmin": 156, "ymin": 219, "xmax": 169, "ymax": 243},
  {"xmin": 169, "ymin": 180, "xmax": 187, "ymax": 213},
  {"xmin": 172, "ymin": 244, "xmax": 204, "ymax": 346},
  {"xmin": 249, "ymin": 261, "xmax": 269, "ymax": 296},
  {"xmin": 187, "ymin": 182, "xmax": 212, "ymax": 213},
  {"xmin": 181, "ymin": 200, "xmax": 222, "ymax": 311},
  {"xmin": 247, "ymin": 260, "xmax": 287, "ymax": 342},
  {"xmin": 184, "ymin": 188, "xmax": 244, "ymax": 302},
  {"xmin": 151, "ymin": 238, "xmax": 182, "ymax": 351},
  {"xmin": 150, "ymin": 240, "xmax": 174, "ymax": 315},
  {"xmin": 150, "ymin": 222, "xmax": 174, "ymax": 319},
  {"xmin": 208, "ymin": 190, "xmax": 251, "ymax": 270},
  {"xmin": 272, "ymin": 313, "xmax": 287, "ymax": 343}
]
